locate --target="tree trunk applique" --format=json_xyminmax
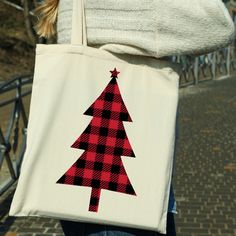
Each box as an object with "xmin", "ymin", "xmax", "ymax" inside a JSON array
[{"xmin": 57, "ymin": 68, "xmax": 136, "ymax": 212}]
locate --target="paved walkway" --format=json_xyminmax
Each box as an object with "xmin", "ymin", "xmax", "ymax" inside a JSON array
[
  {"xmin": 174, "ymin": 76, "xmax": 236, "ymax": 236},
  {"xmin": 0, "ymin": 76, "xmax": 236, "ymax": 236}
]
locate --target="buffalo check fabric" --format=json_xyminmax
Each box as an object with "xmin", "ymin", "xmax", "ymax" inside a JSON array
[{"xmin": 56, "ymin": 68, "xmax": 136, "ymax": 212}]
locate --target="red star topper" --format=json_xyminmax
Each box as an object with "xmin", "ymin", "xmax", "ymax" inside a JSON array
[{"xmin": 110, "ymin": 68, "xmax": 120, "ymax": 78}]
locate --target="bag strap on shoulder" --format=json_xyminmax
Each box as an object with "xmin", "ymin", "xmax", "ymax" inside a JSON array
[{"xmin": 71, "ymin": 0, "xmax": 87, "ymax": 46}]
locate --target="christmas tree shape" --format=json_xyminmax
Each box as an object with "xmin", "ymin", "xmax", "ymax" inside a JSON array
[{"xmin": 57, "ymin": 68, "xmax": 136, "ymax": 212}]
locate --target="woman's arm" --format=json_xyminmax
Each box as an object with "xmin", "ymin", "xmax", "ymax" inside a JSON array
[
  {"xmin": 155, "ymin": 0, "xmax": 235, "ymax": 57},
  {"xmin": 56, "ymin": 0, "xmax": 234, "ymax": 57}
]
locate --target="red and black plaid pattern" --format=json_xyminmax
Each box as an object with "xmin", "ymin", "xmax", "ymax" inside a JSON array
[
  {"xmin": 70, "ymin": 117, "xmax": 135, "ymax": 157},
  {"xmin": 57, "ymin": 68, "xmax": 136, "ymax": 212},
  {"xmin": 57, "ymin": 151, "xmax": 136, "ymax": 211},
  {"xmin": 84, "ymin": 77, "xmax": 132, "ymax": 122}
]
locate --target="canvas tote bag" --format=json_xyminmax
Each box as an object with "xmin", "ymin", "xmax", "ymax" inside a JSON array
[{"xmin": 10, "ymin": 0, "xmax": 179, "ymax": 233}]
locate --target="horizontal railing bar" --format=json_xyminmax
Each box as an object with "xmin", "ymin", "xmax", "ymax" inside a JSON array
[
  {"xmin": 0, "ymin": 78, "xmax": 33, "ymax": 94},
  {"xmin": 0, "ymin": 75, "xmax": 32, "ymax": 92},
  {"xmin": 0, "ymin": 0, "xmax": 35, "ymax": 16},
  {"xmin": 180, "ymin": 81, "xmax": 195, "ymax": 88}
]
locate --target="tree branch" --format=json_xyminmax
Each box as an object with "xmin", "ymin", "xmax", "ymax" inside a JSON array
[
  {"xmin": 0, "ymin": 0, "xmax": 34, "ymax": 16},
  {"xmin": 21, "ymin": 0, "xmax": 37, "ymax": 45}
]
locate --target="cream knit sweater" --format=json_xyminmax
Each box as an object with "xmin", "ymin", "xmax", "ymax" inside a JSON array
[{"xmin": 57, "ymin": 0, "xmax": 235, "ymax": 58}]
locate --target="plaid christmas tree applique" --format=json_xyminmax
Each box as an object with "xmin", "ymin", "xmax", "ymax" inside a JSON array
[{"xmin": 57, "ymin": 68, "xmax": 136, "ymax": 212}]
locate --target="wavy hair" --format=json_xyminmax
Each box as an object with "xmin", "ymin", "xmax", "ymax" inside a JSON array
[{"xmin": 35, "ymin": 0, "xmax": 59, "ymax": 38}]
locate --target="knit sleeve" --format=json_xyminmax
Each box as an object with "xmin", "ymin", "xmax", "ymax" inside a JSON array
[
  {"xmin": 57, "ymin": 0, "xmax": 235, "ymax": 58},
  {"xmin": 154, "ymin": 0, "xmax": 235, "ymax": 57}
]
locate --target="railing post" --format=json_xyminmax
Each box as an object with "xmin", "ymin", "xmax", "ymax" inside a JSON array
[
  {"xmin": 194, "ymin": 57, "xmax": 199, "ymax": 85},
  {"xmin": 226, "ymin": 45, "xmax": 231, "ymax": 76},
  {"xmin": 212, "ymin": 52, "xmax": 216, "ymax": 80}
]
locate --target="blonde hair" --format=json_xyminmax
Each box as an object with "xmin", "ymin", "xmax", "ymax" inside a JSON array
[{"xmin": 35, "ymin": 0, "xmax": 59, "ymax": 38}]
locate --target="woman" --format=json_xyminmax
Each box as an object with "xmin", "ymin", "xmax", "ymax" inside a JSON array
[{"xmin": 35, "ymin": 0, "xmax": 234, "ymax": 235}]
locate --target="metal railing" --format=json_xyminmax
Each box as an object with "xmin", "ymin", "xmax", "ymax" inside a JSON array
[
  {"xmin": 0, "ymin": 75, "xmax": 32, "ymax": 196},
  {"xmin": 176, "ymin": 45, "xmax": 236, "ymax": 87}
]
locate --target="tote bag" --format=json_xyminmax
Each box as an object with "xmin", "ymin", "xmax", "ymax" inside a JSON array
[{"xmin": 9, "ymin": 0, "xmax": 179, "ymax": 233}]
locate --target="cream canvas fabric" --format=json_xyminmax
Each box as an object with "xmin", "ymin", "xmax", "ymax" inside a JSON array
[{"xmin": 9, "ymin": 0, "xmax": 179, "ymax": 233}]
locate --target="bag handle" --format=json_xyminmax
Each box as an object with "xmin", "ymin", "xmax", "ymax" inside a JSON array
[{"xmin": 71, "ymin": 0, "xmax": 87, "ymax": 45}]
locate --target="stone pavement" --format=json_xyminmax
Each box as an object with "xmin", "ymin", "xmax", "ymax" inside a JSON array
[
  {"xmin": 0, "ymin": 76, "xmax": 236, "ymax": 236},
  {"xmin": 174, "ymin": 76, "xmax": 236, "ymax": 236}
]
